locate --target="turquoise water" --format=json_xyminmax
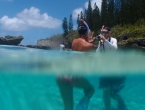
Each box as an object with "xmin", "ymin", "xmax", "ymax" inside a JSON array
[{"xmin": 0, "ymin": 45, "xmax": 145, "ymax": 110}]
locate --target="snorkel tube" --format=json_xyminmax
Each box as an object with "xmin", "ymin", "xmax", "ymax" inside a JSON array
[
  {"xmin": 80, "ymin": 19, "xmax": 91, "ymax": 36},
  {"xmin": 101, "ymin": 25, "xmax": 105, "ymax": 31}
]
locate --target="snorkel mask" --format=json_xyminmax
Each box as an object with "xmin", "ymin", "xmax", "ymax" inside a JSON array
[
  {"xmin": 101, "ymin": 25, "xmax": 111, "ymax": 34},
  {"xmin": 80, "ymin": 19, "xmax": 91, "ymax": 36}
]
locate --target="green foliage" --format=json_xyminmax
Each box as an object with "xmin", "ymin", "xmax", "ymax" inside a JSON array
[
  {"xmin": 135, "ymin": 18, "xmax": 145, "ymax": 27},
  {"xmin": 62, "ymin": 17, "xmax": 68, "ymax": 37},
  {"xmin": 127, "ymin": 38, "xmax": 135, "ymax": 44},
  {"xmin": 117, "ymin": 40, "xmax": 127, "ymax": 46},
  {"xmin": 111, "ymin": 25, "xmax": 124, "ymax": 38},
  {"xmin": 65, "ymin": 30, "xmax": 78, "ymax": 42},
  {"xmin": 46, "ymin": 34, "xmax": 63, "ymax": 41},
  {"xmin": 68, "ymin": 14, "xmax": 73, "ymax": 32},
  {"xmin": 111, "ymin": 21, "xmax": 145, "ymax": 39},
  {"xmin": 92, "ymin": 3, "xmax": 101, "ymax": 32},
  {"xmin": 101, "ymin": 0, "xmax": 108, "ymax": 25},
  {"xmin": 77, "ymin": 14, "xmax": 80, "ymax": 28},
  {"xmin": 5, "ymin": 35, "xmax": 17, "ymax": 39},
  {"xmin": 86, "ymin": 0, "xmax": 93, "ymax": 30},
  {"xmin": 107, "ymin": 0, "xmax": 115, "ymax": 27},
  {"xmin": 61, "ymin": 0, "xmax": 145, "ymax": 46},
  {"xmin": 80, "ymin": 11, "xmax": 84, "ymax": 19},
  {"xmin": 117, "ymin": 0, "xmax": 145, "ymax": 25}
]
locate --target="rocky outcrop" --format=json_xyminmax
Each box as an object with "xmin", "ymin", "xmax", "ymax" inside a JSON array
[
  {"xmin": 134, "ymin": 38, "xmax": 145, "ymax": 47},
  {"xmin": 37, "ymin": 34, "xmax": 64, "ymax": 49},
  {"xmin": 117, "ymin": 32, "xmax": 130, "ymax": 42},
  {"xmin": 37, "ymin": 39, "xmax": 62, "ymax": 49},
  {"xmin": 117, "ymin": 33, "xmax": 145, "ymax": 48},
  {"xmin": 22, "ymin": 45, "xmax": 51, "ymax": 50},
  {"xmin": 0, "ymin": 35, "xmax": 23, "ymax": 45}
]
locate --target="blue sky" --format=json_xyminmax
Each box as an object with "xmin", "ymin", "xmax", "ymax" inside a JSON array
[{"xmin": 0, "ymin": 0, "xmax": 101, "ymax": 45}]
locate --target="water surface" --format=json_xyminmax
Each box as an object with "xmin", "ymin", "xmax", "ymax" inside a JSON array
[{"xmin": 0, "ymin": 45, "xmax": 145, "ymax": 110}]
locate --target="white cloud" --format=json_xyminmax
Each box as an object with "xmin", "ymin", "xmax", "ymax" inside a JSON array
[
  {"xmin": 72, "ymin": 8, "xmax": 83, "ymax": 19},
  {"xmin": 85, "ymin": 0, "xmax": 102, "ymax": 10},
  {"xmin": 0, "ymin": 7, "xmax": 62, "ymax": 32},
  {"xmin": 72, "ymin": 0, "xmax": 101, "ymax": 20},
  {"xmin": 0, "ymin": 16, "xmax": 27, "ymax": 31}
]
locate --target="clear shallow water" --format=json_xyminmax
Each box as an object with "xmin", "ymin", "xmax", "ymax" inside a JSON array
[{"xmin": 0, "ymin": 45, "xmax": 145, "ymax": 110}]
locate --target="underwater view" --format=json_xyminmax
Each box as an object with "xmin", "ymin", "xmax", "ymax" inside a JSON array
[{"xmin": 0, "ymin": 45, "xmax": 145, "ymax": 110}]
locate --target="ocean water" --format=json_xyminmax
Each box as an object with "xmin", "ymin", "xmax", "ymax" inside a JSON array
[{"xmin": 0, "ymin": 45, "xmax": 145, "ymax": 110}]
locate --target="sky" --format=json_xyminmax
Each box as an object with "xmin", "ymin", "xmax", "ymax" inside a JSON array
[{"xmin": 0, "ymin": 0, "xmax": 102, "ymax": 45}]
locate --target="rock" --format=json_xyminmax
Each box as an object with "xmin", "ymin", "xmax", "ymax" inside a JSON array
[
  {"xmin": 132, "ymin": 43, "xmax": 138, "ymax": 47},
  {"xmin": 37, "ymin": 39, "xmax": 61, "ymax": 49},
  {"xmin": 117, "ymin": 32, "xmax": 145, "ymax": 49},
  {"xmin": 26, "ymin": 45, "xmax": 51, "ymax": 50},
  {"xmin": 37, "ymin": 34, "xmax": 64, "ymax": 49},
  {"xmin": 135, "ymin": 38, "xmax": 145, "ymax": 47},
  {"xmin": 0, "ymin": 35, "xmax": 23, "ymax": 45},
  {"xmin": 117, "ymin": 32, "xmax": 130, "ymax": 42},
  {"xmin": 19, "ymin": 44, "xmax": 51, "ymax": 50}
]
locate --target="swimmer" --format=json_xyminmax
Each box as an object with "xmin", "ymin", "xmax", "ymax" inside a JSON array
[{"xmin": 56, "ymin": 19, "xmax": 95, "ymax": 110}]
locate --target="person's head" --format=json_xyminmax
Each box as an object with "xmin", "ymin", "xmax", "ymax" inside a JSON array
[
  {"xmin": 78, "ymin": 20, "xmax": 88, "ymax": 39},
  {"xmin": 101, "ymin": 25, "xmax": 111, "ymax": 39}
]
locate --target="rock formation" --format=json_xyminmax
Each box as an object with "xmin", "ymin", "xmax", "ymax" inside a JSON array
[
  {"xmin": 37, "ymin": 35, "xmax": 64, "ymax": 49},
  {"xmin": 0, "ymin": 35, "xmax": 23, "ymax": 45},
  {"xmin": 117, "ymin": 33, "xmax": 145, "ymax": 48}
]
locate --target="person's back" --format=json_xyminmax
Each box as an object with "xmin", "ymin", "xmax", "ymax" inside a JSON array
[
  {"xmin": 72, "ymin": 19, "xmax": 94, "ymax": 52},
  {"xmin": 72, "ymin": 38, "xmax": 94, "ymax": 51}
]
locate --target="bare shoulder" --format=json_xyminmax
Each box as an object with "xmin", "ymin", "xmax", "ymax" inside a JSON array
[{"xmin": 72, "ymin": 38, "xmax": 82, "ymax": 44}]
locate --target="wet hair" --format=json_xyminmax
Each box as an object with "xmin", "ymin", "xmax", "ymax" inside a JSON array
[{"xmin": 78, "ymin": 22, "xmax": 87, "ymax": 35}]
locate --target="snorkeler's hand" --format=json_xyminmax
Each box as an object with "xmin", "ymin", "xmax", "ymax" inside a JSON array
[
  {"xmin": 88, "ymin": 31, "xmax": 95, "ymax": 43},
  {"xmin": 99, "ymin": 34, "xmax": 106, "ymax": 41},
  {"xmin": 100, "ymin": 40, "xmax": 104, "ymax": 46}
]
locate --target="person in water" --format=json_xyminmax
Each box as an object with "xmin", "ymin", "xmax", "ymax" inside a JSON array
[
  {"xmin": 96, "ymin": 26, "xmax": 128, "ymax": 110},
  {"xmin": 96, "ymin": 25, "xmax": 117, "ymax": 52},
  {"xmin": 60, "ymin": 42, "xmax": 65, "ymax": 50},
  {"xmin": 56, "ymin": 19, "xmax": 95, "ymax": 110}
]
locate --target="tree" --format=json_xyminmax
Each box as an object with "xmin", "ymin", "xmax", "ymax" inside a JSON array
[
  {"xmin": 107, "ymin": 0, "xmax": 115, "ymax": 26},
  {"xmin": 62, "ymin": 17, "xmax": 68, "ymax": 37},
  {"xmin": 84, "ymin": 9, "xmax": 87, "ymax": 21},
  {"xmin": 80, "ymin": 11, "xmax": 84, "ymax": 19},
  {"xmin": 92, "ymin": 2, "xmax": 101, "ymax": 32},
  {"xmin": 68, "ymin": 14, "xmax": 73, "ymax": 32},
  {"xmin": 114, "ymin": 0, "xmax": 121, "ymax": 25},
  {"xmin": 101, "ymin": 0, "xmax": 108, "ymax": 25},
  {"xmin": 86, "ymin": 0, "xmax": 93, "ymax": 30},
  {"xmin": 77, "ymin": 14, "xmax": 80, "ymax": 28}
]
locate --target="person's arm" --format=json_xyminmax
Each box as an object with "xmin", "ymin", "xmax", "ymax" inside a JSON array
[
  {"xmin": 83, "ymin": 42, "xmax": 94, "ymax": 51},
  {"xmin": 88, "ymin": 31, "xmax": 95, "ymax": 43}
]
